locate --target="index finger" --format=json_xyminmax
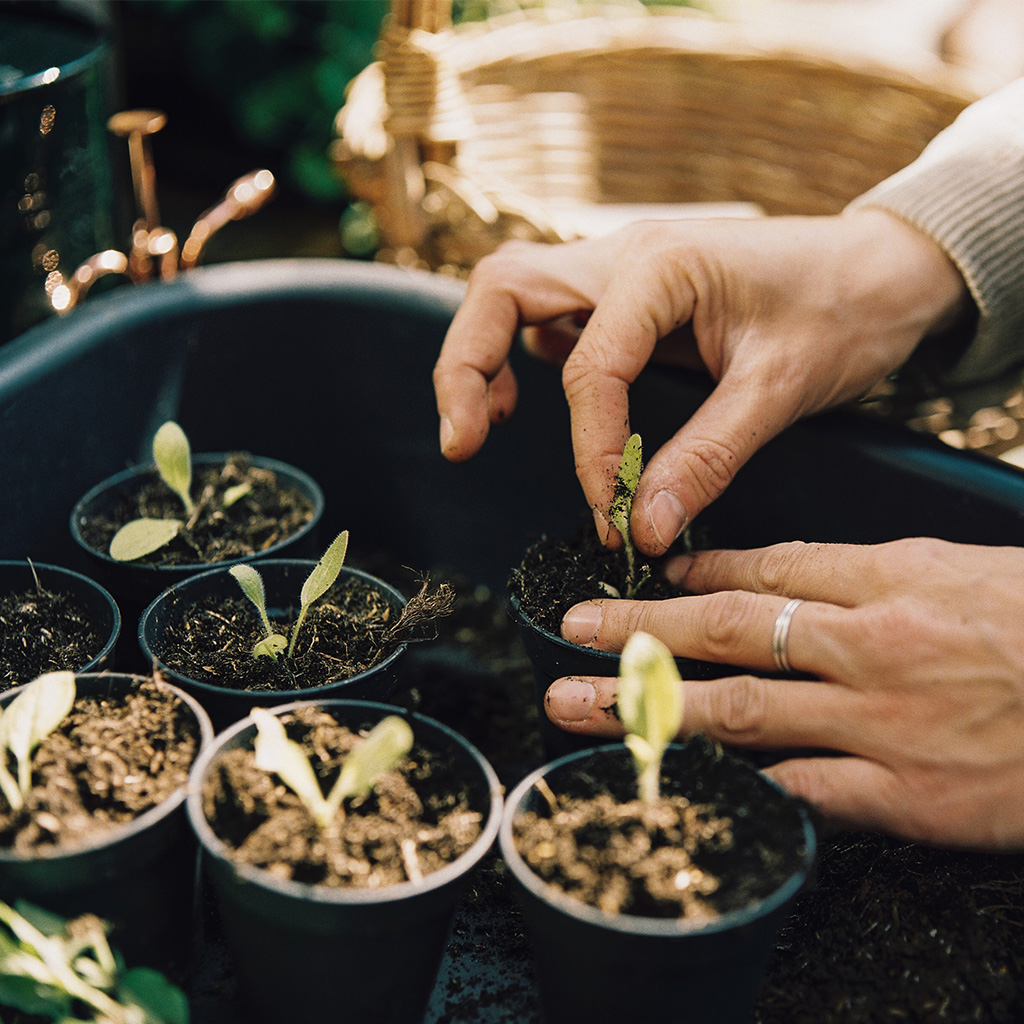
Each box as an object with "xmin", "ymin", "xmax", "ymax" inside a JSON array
[{"xmin": 561, "ymin": 250, "xmax": 698, "ymax": 519}]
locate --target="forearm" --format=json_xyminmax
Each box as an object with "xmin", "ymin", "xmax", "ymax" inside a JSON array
[{"xmin": 847, "ymin": 77, "xmax": 1024, "ymax": 399}]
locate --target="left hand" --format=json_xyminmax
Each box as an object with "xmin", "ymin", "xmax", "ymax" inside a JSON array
[{"xmin": 544, "ymin": 537, "xmax": 1024, "ymax": 851}]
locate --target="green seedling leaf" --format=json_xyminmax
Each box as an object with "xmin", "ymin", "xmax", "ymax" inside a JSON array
[
  {"xmin": 608, "ymin": 434, "xmax": 644, "ymax": 596},
  {"xmin": 326, "ymin": 715, "xmax": 413, "ymax": 817},
  {"xmin": 618, "ymin": 632, "xmax": 684, "ymax": 804},
  {"xmin": 230, "ymin": 565, "xmax": 288, "ymax": 661},
  {"xmin": 118, "ymin": 967, "xmax": 190, "ymax": 1024},
  {"xmin": 0, "ymin": 671, "xmax": 76, "ymax": 801},
  {"xmin": 152, "ymin": 421, "xmax": 195, "ymax": 516},
  {"xmin": 222, "ymin": 481, "xmax": 252, "ymax": 508},
  {"xmin": 109, "ymin": 518, "xmax": 184, "ymax": 562},
  {"xmin": 0, "ymin": 974, "xmax": 71, "ymax": 1018},
  {"xmin": 253, "ymin": 634, "xmax": 288, "ymax": 661},
  {"xmin": 289, "ymin": 531, "xmax": 349, "ymax": 658},
  {"xmin": 229, "ymin": 564, "xmax": 274, "ymax": 636},
  {"xmin": 252, "ymin": 708, "xmax": 331, "ymax": 824}
]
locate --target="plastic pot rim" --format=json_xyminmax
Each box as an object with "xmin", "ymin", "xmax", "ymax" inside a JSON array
[
  {"xmin": 0, "ymin": 671, "xmax": 214, "ymax": 863},
  {"xmin": 137, "ymin": 560, "xmax": 409, "ymax": 702},
  {"xmin": 69, "ymin": 453, "xmax": 325, "ymax": 575},
  {"xmin": 0, "ymin": 560, "xmax": 121, "ymax": 672},
  {"xmin": 498, "ymin": 742, "xmax": 817, "ymax": 938},
  {"xmin": 509, "ymin": 592, "xmax": 618, "ymax": 665},
  {"xmin": 186, "ymin": 698, "xmax": 504, "ymax": 905}
]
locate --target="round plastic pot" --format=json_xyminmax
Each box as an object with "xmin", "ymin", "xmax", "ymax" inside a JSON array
[
  {"xmin": 186, "ymin": 699, "xmax": 503, "ymax": 1024},
  {"xmin": 138, "ymin": 560, "xmax": 409, "ymax": 731},
  {"xmin": 499, "ymin": 743, "xmax": 817, "ymax": 1024},
  {"xmin": 0, "ymin": 561, "xmax": 120, "ymax": 678},
  {"xmin": 510, "ymin": 593, "xmax": 740, "ymax": 760},
  {"xmin": 0, "ymin": 672, "xmax": 214, "ymax": 974},
  {"xmin": 69, "ymin": 453, "xmax": 324, "ymax": 635}
]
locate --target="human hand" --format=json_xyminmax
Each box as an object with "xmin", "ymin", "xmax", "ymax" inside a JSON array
[
  {"xmin": 543, "ymin": 538, "xmax": 1024, "ymax": 851},
  {"xmin": 433, "ymin": 211, "xmax": 967, "ymax": 554}
]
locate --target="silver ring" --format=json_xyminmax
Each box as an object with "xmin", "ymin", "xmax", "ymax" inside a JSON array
[{"xmin": 772, "ymin": 598, "xmax": 804, "ymax": 673}]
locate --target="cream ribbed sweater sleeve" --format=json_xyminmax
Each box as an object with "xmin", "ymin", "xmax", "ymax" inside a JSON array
[{"xmin": 847, "ymin": 76, "xmax": 1024, "ymax": 400}]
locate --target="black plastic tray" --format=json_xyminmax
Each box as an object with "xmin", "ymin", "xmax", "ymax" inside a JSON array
[{"xmin": 4, "ymin": 259, "xmax": 1024, "ymax": 1022}]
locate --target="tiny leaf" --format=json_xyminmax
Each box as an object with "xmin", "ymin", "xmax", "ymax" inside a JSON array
[
  {"xmin": 609, "ymin": 433, "xmax": 642, "ymax": 531},
  {"xmin": 152, "ymin": 421, "xmax": 195, "ymax": 516},
  {"xmin": 252, "ymin": 634, "xmax": 288, "ymax": 661},
  {"xmin": 222, "ymin": 482, "xmax": 252, "ymax": 508},
  {"xmin": 289, "ymin": 531, "xmax": 349, "ymax": 658},
  {"xmin": 300, "ymin": 531, "xmax": 349, "ymax": 609},
  {"xmin": 1, "ymin": 672, "xmax": 76, "ymax": 797},
  {"xmin": 229, "ymin": 564, "xmax": 274, "ymax": 636},
  {"xmin": 109, "ymin": 518, "xmax": 183, "ymax": 562},
  {"xmin": 251, "ymin": 708, "xmax": 329, "ymax": 823},
  {"xmin": 618, "ymin": 632, "xmax": 683, "ymax": 803},
  {"xmin": 327, "ymin": 715, "xmax": 413, "ymax": 814}
]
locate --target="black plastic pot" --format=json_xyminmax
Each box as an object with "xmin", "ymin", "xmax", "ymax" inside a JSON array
[
  {"xmin": 0, "ymin": 672, "xmax": 214, "ymax": 975},
  {"xmin": 70, "ymin": 452, "xmax": 324, "ymax": 640},
  {"xmin": 510, "ymin": 592, "xmax": 741, "ymax": 760},
  {"xmin": 138, "ymin": 559, "xmax": 409, "ymax": 730},
  {"xmin": 0, "ymin": 560, "xmax": 120, "ymax": 682},
  {"xmin": 499, "ymin": 742, "xmax": 817, "ymax": 1024},
  {"xmin": 186, "ymin": 698, "xmax": 503, "ymax": 1024}
]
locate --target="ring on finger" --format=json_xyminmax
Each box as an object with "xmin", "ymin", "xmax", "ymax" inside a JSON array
[{"xmin": 771, "ymin": 598, "xmax": 804, "ymax": 673}]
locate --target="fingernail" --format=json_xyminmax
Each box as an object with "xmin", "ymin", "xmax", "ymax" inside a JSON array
[
  {"xmin": 439, "ymin": 416, "xmax": 454, "ymax": 454},
  {"xmin": 649, "ymin": 489, "xmax": 687, "ymax": 549},
  {"xmin": 562, "ymin": 602, "xmax": 603, "ymax": 645},
  {"xmin": 546, "ymin": 677, "xmax": 596, "ymax": 723},
  {"xmin": 663, "ymin": 553, "xmax": 693, "ymax": 585}
]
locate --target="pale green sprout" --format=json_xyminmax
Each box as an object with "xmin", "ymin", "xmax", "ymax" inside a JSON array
[
  {"xmin": 0, "ymin": 671, "xmax": 76, "ymax": 813},
  {"xmin": 109, "ymin": 421, "xmax": 195, "ymax": 562},
  {"xmin": 288, "ymin": 530, "xmax": 349, "ymax": 658},
  {"xmin": 618, "ymin": 632, "xmax": 685, "ymax": 804},
  {"xmin": 229, "ymin": 564, "xmax": 288, "ymax": 661},
  {"xmin": 251, "ymin": 708, "xmax": 414, "ymax": 829},
  {"xmin": 227, "ymin": 531, "xmax": 350, "ymax": 661},
  {"xmin": 0, "ymin": 898, "xmax": 189, "ymax": 1024},
  {"xmin": 151, "ymin": 421, "xmax": 195, "ymax": 517},
  {"xmin": 607, "ymin": 433, "xmax": 650, "ymax": 598}
]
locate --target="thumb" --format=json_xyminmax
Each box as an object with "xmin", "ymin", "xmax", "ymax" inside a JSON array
[{"xmin": 631, "ymin": 376, "xmax": 797, "ymax": 554}]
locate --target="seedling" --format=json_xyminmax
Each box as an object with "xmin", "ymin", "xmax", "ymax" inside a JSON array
[
  {"xmin": 0, "ymin": 670, "xmax": 75, "ymax": 814},
  {"xmin": 109, "ymin": 421, "xmax": 194, "ymax": 562},
  {"xmin": 251, "ymin": 708, "xmax": 413, "ymax": 829},
  {"xmin": 0, "ymin": 898, "xmax": 188, "ymax": 1024},
  {"xmin": 607, "ymin": 433, "xmax": 650, "ymax": 598},
  {"xmin": 229, "ymin": 531, "xmax": 350, "ymax": 661},
  {"xmin": 617, "ymin": 631, "xmax": 684, "ymax": 804}
]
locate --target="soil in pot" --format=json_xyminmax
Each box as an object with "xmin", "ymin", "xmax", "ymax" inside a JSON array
[
  {"xmin": 0, "ymin": 584, "xmax": 103, "ymax": 693},
  {"xmin": 509, "ymin": 517, "xmax": 698, "ymax": 635},
  {"xmin": 0, "ymin": 679, "xmax": 200, "ymax": 852},
  {"xmin": 155, "ymin": 575, "xmax": 452, "ymax": 695},
  {"xmin": 201, "ymin": 704, "xmax": 484, "ymax": 885},
  {"xmin": 512, "ymin": 735, "xmax": 809, "ymax": 922},
  {"xmin": 76, "ymin": 453, "xmax": 316, "ymax": 567}
]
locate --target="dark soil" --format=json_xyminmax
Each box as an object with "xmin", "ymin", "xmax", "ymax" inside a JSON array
[
  {"xmin": 202, "ymin": 704, "xmax": 484, "ymax": 887},
  {"xmin": 0, "ymin": 586, "xmax": 104, "ymax": 691},
  {"xmin": 77, "ymin": 453, "xmax": 315, "ymax": 566},
  {"xmin": 153, "ymin": 576, "xmax": 451, "ymax": 693},
  {"xmin": 509, "ymin": 519, "xmax": 694, "ymax": 635},
  {"xmin": 513, "ymin": 738, "xmax": 809, "ymax": 920},
  {"xmin": 0, "ymin": 679, "xmax": 199, "ymax": 853}
]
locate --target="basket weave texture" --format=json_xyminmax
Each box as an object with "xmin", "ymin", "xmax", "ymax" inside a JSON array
[{"xmin": 333, "ymin": 4, "xmax": 976, "ymax": 274}]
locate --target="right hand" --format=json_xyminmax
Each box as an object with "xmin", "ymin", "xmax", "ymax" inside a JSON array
[{"xmin": 433, "ymin": 210, "xmax": 968, "ymax": 552}]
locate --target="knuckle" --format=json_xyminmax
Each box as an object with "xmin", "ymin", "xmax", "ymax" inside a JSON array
[
  {"xmin": 708, "ymin": 675, "xmax": 770, "ymax": 743},
  {"xmin": 680, "ymin": 437, "xmax": 742, "ymax": 503},
  {"xmin": 750, "ymin": 542, "xmax": 810, "ymax": 596},
  {"xmin": 700, "ymin": 592, "xmax": 759, "ymax": 660}
]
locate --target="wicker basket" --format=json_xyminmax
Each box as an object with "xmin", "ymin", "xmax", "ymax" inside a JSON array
[
  {"xmin": 332, "ymin": 2, "xmax": 1024, "ymax": 459},
  {"xmin": 333, "ymin": 1, "xmax": 976, "ymax": 273}
]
